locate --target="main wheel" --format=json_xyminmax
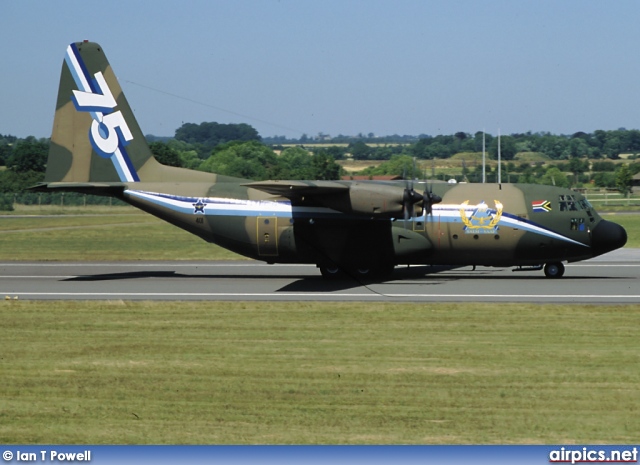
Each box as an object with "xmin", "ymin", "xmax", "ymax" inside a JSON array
[
  {"xmin": 349, "ymin": 263, "xmax": 395, "ymax": 281},
  {"xmin": 319, "ymin": 263, "xmax": 395, "ymax": 281},
  {"xmin": 544, "ymin": 262, "xmax": 565, "ymax": 279},
  {"xmin": 319, "ymin": 264, "xmax": 345, "ymax": 280}
]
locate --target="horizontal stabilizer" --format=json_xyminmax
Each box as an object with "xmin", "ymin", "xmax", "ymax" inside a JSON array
[{"xmin": 28, "ymin": 182, "xmax": 126, "ymax": 196}]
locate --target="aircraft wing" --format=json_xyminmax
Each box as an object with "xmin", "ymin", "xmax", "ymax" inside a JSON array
[
  {"xmin": 246, "ymin": 179, "xmax": 416, "ymax": 219},
  {"xmin": 243, "ymin": 180, "xmax": 349, "ymax": 199}
]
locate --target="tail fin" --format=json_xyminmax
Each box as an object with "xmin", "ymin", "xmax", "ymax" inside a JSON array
[{"xmin": 45, "ymin": 41, "xmax": 161, "ymax": 184}]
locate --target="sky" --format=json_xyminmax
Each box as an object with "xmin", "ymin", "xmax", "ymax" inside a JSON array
[{"xmin": 3, "ymin": 0, "xmax": 640, "ymax": 140}]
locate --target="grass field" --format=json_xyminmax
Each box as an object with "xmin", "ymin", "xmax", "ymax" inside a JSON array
[
  {"xmin": 0, "ymin": 207, "xmax": 244, "ymax": 261},
  {"xmin": 1, "ymin": 301, "xmax": 639, "ymax": 444},
  {"xmin": 600, "ymin": 214, "xmax": 640, "ymax": 247},
  {"xmin": 1, "ymin": 207, "xmax": 638, "ymax": 444},
  {"xmin": 1, "ymin": 206, "xmax": 638, "ymax": 259}
]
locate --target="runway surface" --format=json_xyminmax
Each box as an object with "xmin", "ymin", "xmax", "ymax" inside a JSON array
[{"xmin": 1, "ymin": 248, "xmax": 639, "ymax": 303}]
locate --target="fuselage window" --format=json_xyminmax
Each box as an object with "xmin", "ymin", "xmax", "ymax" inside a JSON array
[{"xmin": 570, "ymin": 218, "xmax": 586, "ymax": 231}]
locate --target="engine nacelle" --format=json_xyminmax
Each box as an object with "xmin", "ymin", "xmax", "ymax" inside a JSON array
[{"xmin": 318, "ymin": 183, "xmax": 422, "ymax": 219}]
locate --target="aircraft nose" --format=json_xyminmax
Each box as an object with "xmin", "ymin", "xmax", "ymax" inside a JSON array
[{"xmin": 591, "ymin": 220, "xmax": 627, "ymax": 256}]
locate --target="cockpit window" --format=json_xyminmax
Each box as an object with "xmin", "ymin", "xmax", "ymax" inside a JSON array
[
  {"xmin": 559, "ymin": 194, "xmax": 595, "ymax": 223},
  {"xmin": 559, "ymin": 194, "xmax": 586, "ymax": 212},
  {"xmin": 582, "ymin": 199, "xmax": 594, "ymax": 209}
]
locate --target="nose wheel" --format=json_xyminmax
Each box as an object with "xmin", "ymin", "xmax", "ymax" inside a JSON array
[{"xmin": 544, "ymin": 262, "xmax": 565, "ymax": 279}]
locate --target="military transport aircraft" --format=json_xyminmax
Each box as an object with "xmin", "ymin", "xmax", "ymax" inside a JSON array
[{"xmin": 32, "ymin": 41, "xmax": 627, "ymax": 280}]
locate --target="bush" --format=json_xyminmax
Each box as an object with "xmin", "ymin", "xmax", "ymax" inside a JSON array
[{"xmin": 0, "ymin": 193, "xmax": 14, "ymax": 211}]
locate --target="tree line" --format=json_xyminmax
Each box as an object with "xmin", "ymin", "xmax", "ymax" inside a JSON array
[
  {"xmin": 2, "ymin": 123, "xmax": 640, "ymax": 211},
  {"xmin": 354, "ymin": 154, "xmax": 636, "ymax": 195},
  {"xmin": 312, "ymin": 130, "xmax": 640, "ymax": 162},
  {"xmin": 265, "ymin": 128, "xmax": 640, "ymax": 161}
]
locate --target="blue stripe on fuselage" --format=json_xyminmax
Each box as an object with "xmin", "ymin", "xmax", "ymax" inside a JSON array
[{"xmin": 125, "ymin": 190, "xmax": 588, "ymax": 246}]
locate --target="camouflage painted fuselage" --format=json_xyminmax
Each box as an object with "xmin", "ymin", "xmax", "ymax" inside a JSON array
[{"xmin": 116, "ymin": 179, "xmax": 623, "ymax": 269}]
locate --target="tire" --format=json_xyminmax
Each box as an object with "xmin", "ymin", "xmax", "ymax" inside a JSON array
[
  {"xmin": 319, "ymin": 264, "xmax": 345, "ymax": 280},
  {"xmin": 544, "ymin": 262, "xmax": 565, "ymax": 279},
  {"xmin": 320, "ymin": 263, "xmax": 395, "ymax": 281},
  {"xmin": 350, "ymin": 263, "xmax": 395, "ymax": 281}
]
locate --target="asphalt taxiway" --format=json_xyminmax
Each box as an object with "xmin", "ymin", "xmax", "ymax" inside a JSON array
[{"xmin": 1, "ymin": 249, "xmax": 638, "ymax": 303}]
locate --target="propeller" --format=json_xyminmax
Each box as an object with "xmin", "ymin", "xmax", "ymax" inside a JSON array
[
  {"xmin": 417, "ymin": 157, "xmax": 441, "ymax": 217},
  {"xmin": 402, "ymin": 181, "xmax": 423, "ymax": 221},
  {"xmin": 401, "ymin": 159, "xmax": 424, "ymax": 227},
  {"xmin": 402, "ymin": 159, "xmax": 441, "ymax": 221},
  {"xmin": 422, "ymin": 184, "xmax": 441, "ymax": 216}
]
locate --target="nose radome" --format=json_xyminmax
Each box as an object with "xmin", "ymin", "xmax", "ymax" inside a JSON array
[{"xmin": 591, "ymin": 220, "xmax": 627, "ymax": 256}]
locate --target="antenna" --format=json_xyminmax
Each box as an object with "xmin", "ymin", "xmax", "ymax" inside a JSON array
[
  {"xmin": 497, "ymin": 128, "xmax": 501, "ymax": 184},
  {"xmin": 482, "ymin": 130, "xmax": 486, "ymax": 183}
]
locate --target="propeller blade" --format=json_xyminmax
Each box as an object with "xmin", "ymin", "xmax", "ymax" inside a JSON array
[
  {"xmin": 422, "ymin": 185, "xmax": 442, "ymax": 216},
  {"xmin": 402, "ymin": 185, "xmax": 424, "ymax": 221},
  {"xmin": 412, "ymin": 157, "xmax": 417, "ymax": 183}
]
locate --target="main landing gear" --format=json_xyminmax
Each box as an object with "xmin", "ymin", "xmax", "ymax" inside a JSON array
[{"xmin": 318, "ymin": 263, "xmax": 395, "ymax": 281}]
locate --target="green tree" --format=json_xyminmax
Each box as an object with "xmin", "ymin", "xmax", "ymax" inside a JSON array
[
  {"xmin": 517, "ymin": 166, "xmax": 536, "ymax": 184},
  {"xmin": 489, "ymin": 135, "xmax": 517, "ymax": 161},
  {"xmin": 0, "ymin": 170, "xmax": 45, "ymax": 193},
  {"xmin": 7, "ymin": 138, "xmax": 48, "ymax": 173},
  {"xmin": 593, "ymin": 172, "xmax": 616, "ymax": 188},
  {"xmin": 538, "ymin": 135, "xmax": 569, "ymax": 159},
  {"xmin": 603, "ymin": 136, "xmax": 622, "ymax": 159},
  {"xmin": 627, "ymin": 129, "xmax": 640, "ymax": 152},
  {"xmin": 630, "ymin": 162, "xmax": 640, "ymax": 176},
  {"xmin": 357, "ymin": 155, "xmax": 414, "ymax": 177},
  {"xmin": 411, "ymin": 138, "xmax": 431, "ymax": 159},
  {"xmin": 473, "ymin": 131, "xmax": 493, "ymax": 153},
  {"xmin": 198, "ymin": 141, "xmax": 277, "ymax": 180},
  {"xmin": 165, "ymin": 139, "xmax": 203, "ymax": 168},
  {"xmin": 310, "ymin": 151, "xmax": 342, "ymax": 180},
  {"xmin": 540, "ymin": 167, "xmax": 570, "ymax": 188},
  {"xmin": 568, "ymin": 158, "xmax": 589, "ymax": 185},
  {"xmin": 149, "ymin": 142, "xmax": 183, "ymax": 167},
  {"xmin": 0, "ymin": 144, "xmax": 13, "ymax": 166},
  {"xmin": 615, "ymin": 163, "xmax": 633, "ymax": 197},
  {"xmin": 425, "ymin": 142, "xmax": 452, "ymax": 159},
  {"xmin": 179, "ymin": 150, "xmax": 202, "ymax": 170},
  {"xmin": 592, "ymin": 161, "xmax": 616, "ymax": 172},
  {"xmin": 349, "ymin": 141, "xmax": 372, "ymax": 160},
  {"xmin": 175, "ymin": 122, "xmax": 260, "ymax": 148},
  {"xmin": 324, "ymin": 145, "xmax": 347, "ymax": 160},
  {"xmin": 276, "ymin": 147, "xmax": 313, "ymax": 179},
  {"xmin": 569, "ymin": 138, "xmax": 589, "ymax": 158}
]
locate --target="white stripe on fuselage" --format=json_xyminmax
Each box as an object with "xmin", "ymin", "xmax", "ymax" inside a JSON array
[
  {"xmin": 125, "ymin": 190, "xmax": 587, "ymax": 247},
  {"xmin": 432, "ymin": 205, "xmax": 587, "ymax": 247}
]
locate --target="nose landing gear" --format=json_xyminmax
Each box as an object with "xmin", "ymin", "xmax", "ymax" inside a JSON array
[
  {"xmin": 513, "ymin": 262, "xmax": 566, "ymax": 278},
  {"xmin": 543, "ymin": 262, "xmax": 565, "ymax": 279}
]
